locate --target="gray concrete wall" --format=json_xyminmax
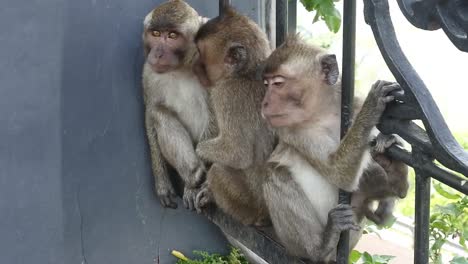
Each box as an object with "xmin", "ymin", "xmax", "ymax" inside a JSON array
[{"xmin": 0, "ymin": 0, "xmax": 264, "ymax": 263}]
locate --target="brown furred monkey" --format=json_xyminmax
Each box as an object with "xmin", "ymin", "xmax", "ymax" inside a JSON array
[
  {"xmin": 353, "ymin": 133, "xmax": 409, "ymax": 226},
  {"xmin": 142, "ymin": 0, "xmax": 214, "ymax": 210},
  {"xmin": 261, "ymin": 36, "xmax": 402, "ymax": 262},
  {"xmin": 192, "ymin": 7, "xmax": 276, "ymax": 226}
]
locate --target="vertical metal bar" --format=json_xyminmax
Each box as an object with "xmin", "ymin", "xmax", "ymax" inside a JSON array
[
  {"xmin": 337, "ymin": 0, "xmax": 356, "ymax": 263},
  {"xmin": 219, "ymin": 0, "xmax": 231, "ymax": 15},
  {"xmin": 265, "ymin": 0, "xmax": 276, "ymax": 49},
  {"xmin": 287, "ymin": 0, "xmax": 297, "ymax": 34},
  {"xmin": 276, "ymin": 0, "xmax": 288, "ymax": 47},
  {"xmin": 414, "ymin": 169, "xmax": 431, "ymax": 264}
]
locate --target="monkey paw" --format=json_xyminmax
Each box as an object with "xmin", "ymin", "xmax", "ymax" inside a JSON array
[
  {"xmin": 190, "ymin": 161, "xmax": 207, "ymax": 187},
  {"xmin": 156, "ymin": 185, "xmax": 178, "ymax": 209},
  {"xmin": 371, "ymin": 133, "xmax": 398, "ymax": 154},
  {"xmin": 369, "ymin": 80, "xmax": 403, "ymax": 114},
  {"xmin": 195, "ymin": 183, "xmax": 214, "ymax": 214},
  {"xmin": 183, "ymin": 187, "xmax": 200, "ymax": 211},
  {"xmin": 327, "ymin": 204, "xmax": 360, "ymax": 233}
]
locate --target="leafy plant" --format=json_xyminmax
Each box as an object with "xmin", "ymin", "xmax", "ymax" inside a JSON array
[
  {"xmin": 429, "ymin": 184, "xmax": 468, "ymax": 263},
  {"xmin": 349, "ymin": 250, "xmax": 395, "ymax": 264},
  {"xmin": 299, "ymin": 0, "xmax": 342, "ymax": 33},
  {"xmin": 172, "ymin": 247, "xmax": 249, "ymax": 264}
]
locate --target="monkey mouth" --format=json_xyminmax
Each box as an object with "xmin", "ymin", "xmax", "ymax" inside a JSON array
[
  {"xmin": 151, "ymin": 63, "xmax": 172, "ymax": 73},
  {"xmin": 263, "ymin": 113, "xmax": 289, "ymax": 127}
]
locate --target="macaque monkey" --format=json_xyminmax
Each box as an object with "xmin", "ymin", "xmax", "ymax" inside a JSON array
[
  {"xmin": 353, "ymin": 133, "xmax": 409, "ymax": 225},
  {"xmin": 142, "ymin": 0, "xmax": 214, "ymax": 210},
  {"xmin": 260, "ymin": 36, "xmax": 402, "ymax": 262},
  {"xmin": 192, "ymin": 7, "xmax": 276, "ymax": 226}
]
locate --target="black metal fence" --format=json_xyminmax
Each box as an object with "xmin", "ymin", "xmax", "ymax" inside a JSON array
[{"xmin": 214, "ymin": 0, "xmax": 468, "ymax": 263}]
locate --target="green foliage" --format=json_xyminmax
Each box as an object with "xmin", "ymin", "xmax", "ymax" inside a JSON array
[
  {"xmin": 429, "ymin": 187, "xmax": 468, "ymax": 263},
  {"xmin": 175, "ymin": 248, "xmax": 249, "ymax": 264},
  {"xmin": 299, "ymin": 0, "xmax": 342, "ymax": 33},
  {"xmin": 395, "ymin": 133, "xmax": 467, "ymax": 263},
  {"xmin": 450, "ymin": 256, "xmax": 468, "ymax": 264},
  {"xmin": 349, "ymin": 250, "xmax": 395, "ymax": 264}
]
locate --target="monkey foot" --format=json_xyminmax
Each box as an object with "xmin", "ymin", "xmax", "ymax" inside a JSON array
[
  {"xmin": 372, "ymin": 133, "xmax": 399, "ymax": 154},
  {"xmin": 328, "ymin": 204, "xmax": 361, "ymax": 232},
  {"xmin": 195, "ymin": 183, "xmax": 214, "ymax": 214},
  {"xmin": 156, "ymin": 187, "xmax": 178, "ymax": 209},
  {"xmin": 183, "ymin": 187, "xmax": 199, "ymax": 211}
]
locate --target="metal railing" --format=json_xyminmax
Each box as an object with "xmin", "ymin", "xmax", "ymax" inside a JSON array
[{"xmin": 212, "ymin": 1, "xmax": 468, "ymax": 263}]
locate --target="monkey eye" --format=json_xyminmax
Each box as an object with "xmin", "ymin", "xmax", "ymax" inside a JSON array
[
  {"xmin": 272, "ymin": 76, "xmax": 286, "ymax": 88},
  {"xmin": 168, "ymin": 32, "xmax": 179, "ymax": 39},
  {"xmin": 151, "ymin": 30, "xmax": 161, "ymax": 37},
  {"xmin": 263, "ymin": 80, "xmax": 268, "ymax": 87}
]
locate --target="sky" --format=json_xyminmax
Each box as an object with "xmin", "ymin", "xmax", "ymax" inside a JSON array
[{"xmin": 297, "ymin": 1, "xmax": 468, "ymax": 133}]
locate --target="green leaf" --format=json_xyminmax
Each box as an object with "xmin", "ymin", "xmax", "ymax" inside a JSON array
[
  {"xmin": 362, "ymin": 252, "xmax": 375, "ymax": 264},
  {"xmin": 372, "ymin": 255, "xmax": 396, "ymax": 264},
  {"xmin": 451, "ymin": 256, "xmax": 468, "ymax": 264},
  {"xmin": 349, "ymin": 250, "xmax": 362, "ymax": 264},
  {"xmin": 435, "ymin": 203, "xmax": 461, "ymax": 216},
  {"xmin": 431, "ymin": 219, "xmax": 451, "ymax": 232},
  {"xmin": 434, "ymin": 183, "xmax": 462, "ymax": 199},
  {"xmin": 323, "ymin": 8, "xmax": 341, "ymax": 33}
]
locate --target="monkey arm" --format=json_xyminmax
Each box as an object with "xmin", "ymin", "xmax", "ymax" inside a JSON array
[
  {"xmin": 295, "ymin": 81, "xmax": 399, "ymax": 191},
  {"xmin": 196, "ymin": 134, "xmax": 254, "ymax": 169},
  {"xmin": 145, "ymin": 112, "xmax": 177, "ymax": 209},
  {"xmin": 149, "ymin": 106, "xmax": 205, "ymax": 188}
]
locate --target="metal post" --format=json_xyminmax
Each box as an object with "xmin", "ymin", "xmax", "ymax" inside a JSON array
[
  {"xmin": 414, "ymin": 169, "xmax": 431, "ymax": 264},
  {"xmin": 337, "ymin": 0, "xmax": 356, "ymax": 263},
  {"xmin": 219, "ymin": 0, "xmax": 231, "ymax": 15},
  {"xmin": 276, "ymin": 0, "xmax": 288, "ymax": 47},
  {"xmin": 287, "ymin": 0, "xmax": 297, "ymax": 34}
]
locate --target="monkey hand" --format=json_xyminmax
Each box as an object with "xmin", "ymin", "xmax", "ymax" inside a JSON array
[
  {"xmin": 196, "ymin": 138, "xmax": 252, "ymax": 169},
  {"xmin": 183, "ymin": 186, "xmax": 199, "ymax": 211},
  {"xmin": 156, "ymin": 183, "xmax": 178, "ymax": 209},
  {"xmin": 371, "ymin": 133, "xmax": 399, "ymax": 154},
  {"xmin": 196, "ymin": 140, "xmax": 216, "ymax": 163},
  {"xmin": 194, "ymin": 182, "xmax": 214, "ymax": 214},
  {"xmin": 326, "ymin": 204, "xmax": 361, "ymax": 233},
  {"xmin": 364, "ymin": 80, "xmax": 402, "ymax": 124}
]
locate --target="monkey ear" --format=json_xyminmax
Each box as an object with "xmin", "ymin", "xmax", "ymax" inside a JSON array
[
  {"xmin": 254, "ymin": 61, "xmax": 266, "ymax": 81},
  {"xmin": 225, "ymin": 43, "xmax": 247, "ymax": 68},
  {"xmin": 321, "ymin": 54, "xmax": 339, "ymax": 85}
]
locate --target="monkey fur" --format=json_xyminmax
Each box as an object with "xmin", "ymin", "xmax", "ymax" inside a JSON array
[
  {"xmin": 142, "ymin": 0, "xmax": 215, "ymax": 210},
  {"xmin": 353, "ymin": 133, "xmax": 409, "ymax": 226},
  {"xmin": 192, "ymin": 7, "xmax": 276, "ymax": 226},
  {"xmin": 260, "ymin": 36, "xmax": 403, "ymax": 262}
]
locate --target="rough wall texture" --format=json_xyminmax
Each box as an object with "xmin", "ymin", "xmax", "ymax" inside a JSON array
[{"xmin": 0, "ymin": 1, "xmax": 263, "ymax": 263}]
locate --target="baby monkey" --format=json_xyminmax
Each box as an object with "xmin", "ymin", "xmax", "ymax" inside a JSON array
[{"xmin": 354, "ymin": 133, "xmax": 409, "ymax": 226}]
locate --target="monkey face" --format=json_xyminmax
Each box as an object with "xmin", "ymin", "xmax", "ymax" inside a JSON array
[
  {"xmin": 261, "ymin": 38, "xmax": 340, "ymax": 128},
  {"xmin": 144, "ymin": 29, "xmax": 189, "ymax": 73},
  {"xmin": 261, "ymin": 72, "xmax": 314, "ymax": 128}
]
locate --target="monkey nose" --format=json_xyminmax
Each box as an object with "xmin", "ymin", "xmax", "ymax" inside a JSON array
[{"xmin": 262, "ymin": 100, "xmax": 269, "ymax": 108}]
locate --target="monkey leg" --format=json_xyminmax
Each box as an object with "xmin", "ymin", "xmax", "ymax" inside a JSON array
[
  {"xmin": 145, "ymin": 112, "xmax": 177, "ymax": 209},
  {"xmin": 149, "ymin": 106, "xmax": 206, "ymax": 210},
  {"xmin": 366, "ymin": 197, "xmax": 396, "ymax": 226},
  {"xmin": 203, "ymin": 164, "xmax": 268, "ymax": 226},
  {"xmin": 264, "ymin": 167, "xmax": 360, "ymax": 262}
]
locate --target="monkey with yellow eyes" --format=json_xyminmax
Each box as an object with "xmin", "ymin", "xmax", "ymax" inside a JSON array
[{"xmin": 142, "ymin": 0, "xmax": 215, "ymax": 210}]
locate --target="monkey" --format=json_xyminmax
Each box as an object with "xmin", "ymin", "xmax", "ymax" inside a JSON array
[
  {"xmin": 353, "ymin": 133, "xmax": 409, "ymax": 226},
  {"xmin": 192, "ymin": 6, "xmax": 276, "ymax": 226},
  {"xmin": 142, "ymin": 0, "xmax": 215, "ymax": 210},
  {"xmin": 260, "ymin": 36, "xmax": 402, "ymax": 262}
]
